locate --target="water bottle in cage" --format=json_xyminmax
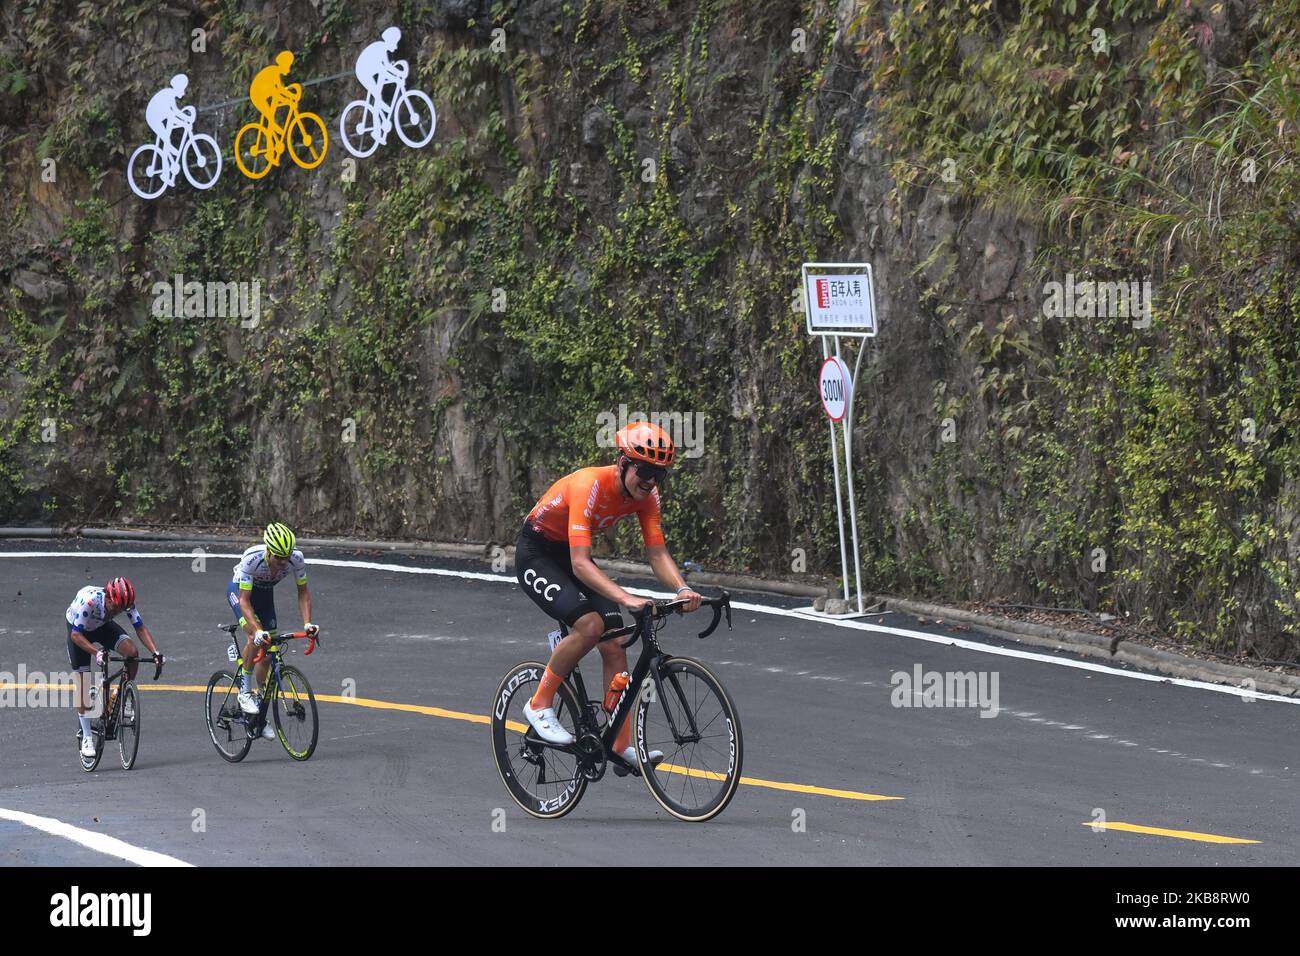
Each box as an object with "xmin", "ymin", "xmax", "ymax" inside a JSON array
[{"xmin": 604, "ymin": 672, "xmax": 630, "ymax": 714}]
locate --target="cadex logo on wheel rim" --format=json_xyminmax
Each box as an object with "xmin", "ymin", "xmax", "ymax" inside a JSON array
[
  {"xmin": 496, "ymin": 666, "xmax": 539, "ymax": 720},
  {"xmin": 538, "ymin": 779, "xmax": 579, "ymax": 814}
]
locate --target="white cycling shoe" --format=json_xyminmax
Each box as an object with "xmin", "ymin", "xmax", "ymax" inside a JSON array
[
  {"xmin": 79, "ymin": 734, "xmax": 97, "ymax": 758},
  {"xmin": 522, "ymin": 698, "xmax": 575, "ymax": 745},
  {"xmin": 237, "ymin": 691, "xmax": 260, "ymax": 715},
  {"xmin": 261, "ymin": 723, "xmax": 276, "ymax": 740},
  {"xmin": 613, "ymin": 746, "xmax": 664, "ymax": 776}
]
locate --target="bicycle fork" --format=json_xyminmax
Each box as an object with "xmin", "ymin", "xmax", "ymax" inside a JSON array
[{"xmin": 645, "ymin": 666, "xmax": 702, "ymax": 745}]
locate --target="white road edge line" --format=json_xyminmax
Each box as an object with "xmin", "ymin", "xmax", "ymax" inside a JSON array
[
  {"xmin": 0, "ymin": 806, "xmax": 194, "ymax": 867},
  {"xmin": 5, "ymin": 550, "xmax": 1295, "ymax": 705}
]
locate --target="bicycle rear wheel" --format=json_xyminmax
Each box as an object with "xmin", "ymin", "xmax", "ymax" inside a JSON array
[
  {"xmin": 339, "ymin": 99, "xmax": 381, "ymax": 158},
  {"xmin": 127, "ymin": 143, "xmax": 168, "ymax": 199},
  {"xmin": 272, "ymin": 665, "xmax": 318, "ymax": 760},
  {"xmin": 634, "ymin": 657, "xmax": 742, "ymax": 822},
  {"xmin": 118, "ymin": 682, "xmax": 140, "ymax": 770},
  {"xmin": 490, "ymin": 661, "xmax": 588, "ymax": 819},
  {"xmin": 234, "ymin": 122, "xmax": 273, "ymax": 179},
  {"xmin": 205, "ymin": 670, "xmax": 253, "ymax": 762}
]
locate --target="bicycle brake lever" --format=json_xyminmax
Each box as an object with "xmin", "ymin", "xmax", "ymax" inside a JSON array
[
  {"xmin": 696, "ymin": 591, "xmax": 732, "ymax": 639},
  {"xmin": 697, "ymin": 601, "xmax": 722, "ymax": 639}
]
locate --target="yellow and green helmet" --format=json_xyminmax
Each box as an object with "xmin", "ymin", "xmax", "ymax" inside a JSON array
[{"xmin": 263, "ymin": 522, "xmax": 296, "ymax": 558}]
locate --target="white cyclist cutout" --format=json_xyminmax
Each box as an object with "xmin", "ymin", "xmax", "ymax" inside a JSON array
[
  {"xmin": 339, "ymin": 26, "xmax": 437, "ymax": 158},
  {"xmin": 128, "ymin": 74, "xmax": 222, "ymax": 199}
]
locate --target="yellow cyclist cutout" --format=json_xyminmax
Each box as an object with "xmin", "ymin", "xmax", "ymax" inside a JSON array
[{"xmin": 235, "ymin": 50, "xmax": 329, "ymax": 179}]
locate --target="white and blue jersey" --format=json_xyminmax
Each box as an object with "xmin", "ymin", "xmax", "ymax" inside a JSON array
[
  {"xmin": 231, "ymin": 546, "xmax": 307, "ymax": 590},
  {"xmin": 227, "ymin": 546, "xmax": 307, "ymax": 633},
  {"xmin": 66, "ymin": 586, "xmax": 142, "ymax": 634}
]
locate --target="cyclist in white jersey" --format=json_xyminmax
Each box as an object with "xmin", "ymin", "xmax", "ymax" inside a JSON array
[
  {"xmin": 227, "ymin": 523, "xmax": 318, "ymax": 729},
  {"xmin": 144, "ymin": 74, "xmax": 196, "ymax": 182},
  {"xmin": 354, "ymin": 26, "xmax": 408, "ymax": 131},
  {"xmin": 65, "ymin": 577, "xmax": 160, "ymax": 758}
]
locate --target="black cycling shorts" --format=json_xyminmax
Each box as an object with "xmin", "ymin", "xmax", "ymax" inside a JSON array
[
  {"xmin": 514, "ymin": 527, "xmax": 624, "ymax": 634},
  {"xmin": 66, "ymin": 620, "xmax": 130, "ymax": 670},
  {"xmin": 227, "ymin": 582, "xmax": 278, "ymax": 633}
]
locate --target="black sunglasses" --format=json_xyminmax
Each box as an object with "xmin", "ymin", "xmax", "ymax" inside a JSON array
[{"xmin": 634, "ymin": 463, "xmax": 667, "ymax": 484}]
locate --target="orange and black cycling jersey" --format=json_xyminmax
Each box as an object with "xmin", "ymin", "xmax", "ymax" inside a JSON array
[{"xmin": 526, "ymin": 465, "xmax": 665, "ymax": 547}]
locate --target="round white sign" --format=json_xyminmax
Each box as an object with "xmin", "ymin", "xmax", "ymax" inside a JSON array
[{"xmin": 818, "ymin": 357, "xmax": 852, "ymax": 422}]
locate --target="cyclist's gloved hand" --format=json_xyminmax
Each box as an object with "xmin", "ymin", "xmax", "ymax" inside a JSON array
[
  {"xmin": 95, "ymin": 649, "xmax": 105, "ymax": 667},
  {"xmin": 304, "ymin": 622, "xmax": 320, "ymax": 637},
  {"xmin": 254, "ymin": 630, "xmax": 270, "ymax": 647}
]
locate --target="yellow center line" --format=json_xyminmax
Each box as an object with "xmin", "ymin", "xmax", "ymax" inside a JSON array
[
  {"xmin": 4, "ymin": 682, "xmax": 899, "ymax": 803},
  {"xmin": 1082, "ymin": 821, "xmax": 1259, "ymax": 844},
  {"xmin": 660, "ymin": 762, "xmax": 902, "ymax": 800}
]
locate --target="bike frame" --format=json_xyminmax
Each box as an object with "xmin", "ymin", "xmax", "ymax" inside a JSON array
[
  {"xmin": 149, "ymin": 121, "xmax": 195, "ymax": 176},
  {"xmin": 534, "ymin": 595, "xmax": 731, "ymax": 772},
  {"xmin": 86, "ymin": 652, "xmax": 161, "ymax": 741},
  {"xmin": 226, "ymin": 629, "xmax": 319, "ymax": 734},
  {"xmin": 364, "ymin": 74, "xmax": 409, "ymax": 132},
  {"xmin": 254, "ymin": 89, "xmax": 303, "ymax": 151}
]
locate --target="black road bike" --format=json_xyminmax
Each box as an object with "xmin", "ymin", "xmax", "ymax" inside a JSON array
[
  {"xmin": 491, "ymin": 592, "xmax": 742, "ymax": 822},
  {"xmin": 205, "ymin": 624, "xmax": 320, "ymax": 762},
  {"xmin": 78, "ymin": 651, "xmax": 164, "ymax": 772}
]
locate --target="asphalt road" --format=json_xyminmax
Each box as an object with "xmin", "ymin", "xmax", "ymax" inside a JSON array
[{"xmin": 1, "ymin": 540, "xmax": 1296, "ymax": 865}]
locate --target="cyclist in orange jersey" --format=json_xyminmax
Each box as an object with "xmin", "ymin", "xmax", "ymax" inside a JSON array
[{"xmin": 516, "ymin": 421, "xmax": 702, "ymax": 771}]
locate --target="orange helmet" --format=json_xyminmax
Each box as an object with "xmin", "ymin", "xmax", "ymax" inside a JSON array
[{"xmin": 616, "ymin": 421, "xmax": 676, "ymax": 467}]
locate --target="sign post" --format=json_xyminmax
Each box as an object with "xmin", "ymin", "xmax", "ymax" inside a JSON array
[{"xmin": 802, "ymin": 262, "xmax": 877, "ymax": 616}]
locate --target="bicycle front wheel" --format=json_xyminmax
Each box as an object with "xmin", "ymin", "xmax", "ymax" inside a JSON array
[
  {"xmin": 634, "ymin": 657, "xmax": 742, "ymax": 822},
  {"xmin": 287, "ymin": 112, "xmax": 328, "ymax": 169},
  {"xmin": 205, "ymin": 670, "xmax": 252, "ymax": 762},
  {"xmin": 490, "ymin": 661, "xmax": 588, "ymax": 819},
  {"xmin": 272, "ymin": 665, "xmax": 318, "ymax": 760},
  {"xmin": 183, "ymin": 132, "xmax": 222, "ymax": 189},
  {"xmin": 79, "ymin": 721, "xmax": 104, "ymax": 773},
  {"xmin": 394, "ymin": 89, "xmax": 436, "ymax": 148},
  {"xmin": 118, "ymin": 682, "xmax": 140, "ymax": 770}
]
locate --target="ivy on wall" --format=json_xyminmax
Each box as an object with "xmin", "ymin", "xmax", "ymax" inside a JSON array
[
  {"xmin": 1, "ymin": 0, "xmax": 844, "ymax": 577},
  {"xmin": 853, "ymin": 0, "xmax": 1300, "ymax": 654}
]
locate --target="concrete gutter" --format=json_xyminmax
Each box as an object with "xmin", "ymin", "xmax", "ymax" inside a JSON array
[
  {"xmin": 878, "ymin": 595, "xmax": 1300, "ymax": 698},
  {"xmin": 4, "ymin": 526, "xmax": 1296, "ymax": 695}
]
